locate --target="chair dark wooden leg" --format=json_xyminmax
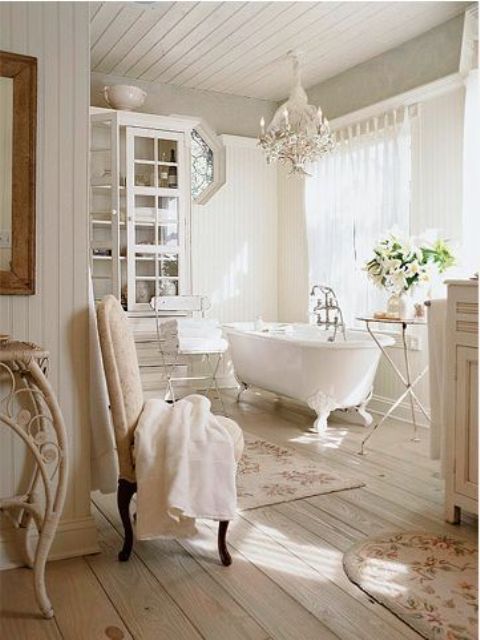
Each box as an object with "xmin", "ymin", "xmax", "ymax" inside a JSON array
[
  {"xmin": 218, "ymin": 520, "xmax": 232, "ymax": 566},
  {"xmin": 117, "ymin": 479, "xmax": 137, "ymax": 562}
]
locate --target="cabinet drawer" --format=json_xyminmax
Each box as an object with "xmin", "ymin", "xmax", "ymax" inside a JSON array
[{"xmin": 451, "ymin": 286, "xmax": 478, "ymax": 347}]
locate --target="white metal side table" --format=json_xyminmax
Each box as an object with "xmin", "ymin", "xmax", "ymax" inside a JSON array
[
  {"xmin": 0, "ymin": 340, "xmax": 68, "ymax": 618},
  {"xmin": 356, "ymin": 317, "xmax": 431, "ymax": 455}
]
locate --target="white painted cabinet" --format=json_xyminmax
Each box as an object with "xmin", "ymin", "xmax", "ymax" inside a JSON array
[
  {"xmin": 89, "ymin": 108, "xmax": 193, "ymax": 312},
  {"xmin": 444, "ymin": 280, "xmax": 478, "ymax": 523}
]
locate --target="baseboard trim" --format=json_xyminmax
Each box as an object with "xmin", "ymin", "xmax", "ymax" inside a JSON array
[
  {"xmin": 0, "ymin": 514, "xmax": 99, "ymax": 570},
  {"xmin": 369, "ymin": 393, "xmax": 430, "ymax": 428}
]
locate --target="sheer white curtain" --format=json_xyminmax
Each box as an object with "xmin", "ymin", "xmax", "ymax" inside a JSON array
[{"xmin": 305, "ymin": 109, "xmax": 412, "ymax": 326}]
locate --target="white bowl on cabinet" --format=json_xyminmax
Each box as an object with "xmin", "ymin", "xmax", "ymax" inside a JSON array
[{"xmin": 103, "ymin": 84, "xmax": 147, "ymax": 111}]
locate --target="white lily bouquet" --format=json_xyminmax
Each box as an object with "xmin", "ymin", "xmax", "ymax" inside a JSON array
[
  {"xmin": 365, "ymin": 235, "xmax": 455, "ymax": 293},
  {"xmin": 364, "ymin": 234, "xmax": 455, "ymax": 318}
]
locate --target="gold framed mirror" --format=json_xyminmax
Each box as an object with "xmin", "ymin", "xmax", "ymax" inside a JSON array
[{"xmin": 0, "ymin": 50, "xmax": 37, "ymax": 295}]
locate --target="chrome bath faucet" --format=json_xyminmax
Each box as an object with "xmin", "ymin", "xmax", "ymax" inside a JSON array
[{"xmin": 310, "ymin": 285, "xmax": 347, "ymax": 341}]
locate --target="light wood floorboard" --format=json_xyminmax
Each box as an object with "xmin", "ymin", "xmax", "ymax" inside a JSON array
[
  {"xmin": 1, "ymin": 391, "xmax": 476, "ymax": 639},
  {"xmin": 0, "ymin": 566, "xmax": 63, "ymax": 640}
]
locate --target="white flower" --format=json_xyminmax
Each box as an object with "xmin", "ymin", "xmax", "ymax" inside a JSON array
[
  {"xmin": 389, "ymin": 270, "xmax": 408, "ymax": 291},
  {"xmin": 404, "ymin": 260, "xmax": 421, "ymax": 277},
  {"xmin": 381, "ymin": 257, "xmax": 402, "ymax": 274}
]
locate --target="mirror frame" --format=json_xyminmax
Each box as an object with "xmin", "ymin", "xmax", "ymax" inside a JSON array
[{"xmin": 0, "ymin": 50, "xmax": 37, "ymax": 295}]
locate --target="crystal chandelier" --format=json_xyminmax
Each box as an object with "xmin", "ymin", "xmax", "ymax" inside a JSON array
[{"xmin": 258, "ymin": 52, "xmax": 335, "ymax": 175}]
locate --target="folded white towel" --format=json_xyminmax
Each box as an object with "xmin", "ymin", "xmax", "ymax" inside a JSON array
[
  {"xmin": 160, "ymin": 336, "xmax": 228, "ymax": 355},
  {"xmin": 161, "ymin": 319, "xmax": 221, "ymax": 340},
  {"xmin": 178, "ymin": 337, "xmax": 228, "ymax": 354},
  {"xmin": 134, "ymin": 395, "xmax": 238, "ymax": 539}
]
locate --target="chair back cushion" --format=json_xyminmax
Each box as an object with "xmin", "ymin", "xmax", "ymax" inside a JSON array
[{"xmin": 96, "ymin": 295, "xmax": 143, "ymax": 481}]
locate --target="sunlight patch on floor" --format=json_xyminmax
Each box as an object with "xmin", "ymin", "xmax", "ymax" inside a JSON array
[
  {"xmin": 290, "ymin": 428, "xmax": 349, "ymax": 449},
  {"xmin": 230, "ymin": 521, "xmax": 339, "ymax": 581},
  {"xmin": 359, "ymin": 558, "xmax": 409, "ymax": 597}
]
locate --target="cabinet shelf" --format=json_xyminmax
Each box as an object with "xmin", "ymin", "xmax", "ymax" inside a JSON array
[
  {"xmin": 91, "ymin": 218, "xmax": 126, "ymax": 226},
  {"xmin": 92, "ymin": 255, "xmax": 126, "ymax": 261},
  {"xmin": 135, "ymin": 276, "xmax": 178, "ymax": 281},
  {"xmin": 91, "ymin": 183, "xmax": 126, "ymax": 190},
  {"xmin": 134, "ymin": 159, "xmax": 178, "ymax": 167},
  {"xmin": 134, "ymin": 244, "xmax": 179, "ymax": 254},
  {"xmin": 133, "ymin": 186, "xmax": 178, "ymax": 197}
]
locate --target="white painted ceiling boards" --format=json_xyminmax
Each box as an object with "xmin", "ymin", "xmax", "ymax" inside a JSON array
[{"xmin": 90, "ymin": 2, "xmax": 468, "ymax": 101}]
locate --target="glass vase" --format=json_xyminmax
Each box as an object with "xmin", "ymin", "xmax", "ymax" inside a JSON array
[{"xmin": 398, "ymin": 291, "xmax": 415, "ymax": 320}]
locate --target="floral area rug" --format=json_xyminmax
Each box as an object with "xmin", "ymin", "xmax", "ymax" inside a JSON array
[
  {"xmin": 236, "ymin": 432, "xmax": 364, "ymax": 511},
  {"xmin": 343, "ymin": 532, "xmax": 478, "ymax": 640}
]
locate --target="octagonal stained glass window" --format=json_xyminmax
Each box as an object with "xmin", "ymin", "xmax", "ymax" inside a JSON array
[{"xmin": 191, "ymin": 129, "xmax": 214, "ymax": 201}]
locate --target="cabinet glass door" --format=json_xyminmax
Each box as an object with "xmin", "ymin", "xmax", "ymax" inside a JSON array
[
  {"xmin": 126, "ymin": 127, "xmax": 186, "ymax": 311},
  {"xmin": 90, "ymin": 112, "xmax": 124, "ymax": 302}
]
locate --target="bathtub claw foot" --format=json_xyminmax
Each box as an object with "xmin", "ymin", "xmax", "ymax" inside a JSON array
[
  {"xmin": 357, "ymin": 404, "xmax": 373, "ymax": 427},
  {"xmin": 307, "ymin": 392, "xmax": 338, "ymax": 434},
  {"xmin": 356, "ymin": 390, "xmax": 374, "ymax": 427},
  {"xmin": 237, "ymin": 381, "xmax": 248, "ymax": 402},
  {"xmin": 308, "ymin": 414, "xmax": 329, "ymax": 433}
]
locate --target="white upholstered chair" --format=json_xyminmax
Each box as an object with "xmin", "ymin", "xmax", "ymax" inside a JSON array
[{"xmin": 96, "ymin": 295, "xmax": 244, "ymax": 565}]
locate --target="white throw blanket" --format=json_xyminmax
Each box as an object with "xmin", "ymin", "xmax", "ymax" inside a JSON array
[{"xmin": 134, "ymin": 394, "xmax": 238, "ymax": 539}]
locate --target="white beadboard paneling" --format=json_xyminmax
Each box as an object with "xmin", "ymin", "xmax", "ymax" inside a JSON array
[
  {"xmin": 0, "ymin": 2, "xmax": 97, "ymax": 567},
  {"xmin": 277, "ymin": 165, "xmax": 309, "ymax": 323},
  {"xmin": 191, "ymin": 136, "xmax": 278, "ymax": 323},
  {"xmin": 411, "ymin": 87, "xmax": 465, "ymax": 243},
  {"xmin": 90, "ymin": 1, "xmax": 468, "ymax": 100}
]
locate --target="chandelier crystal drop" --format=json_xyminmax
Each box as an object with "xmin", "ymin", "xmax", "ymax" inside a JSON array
[{"xmin": 258, "ymin": 52, "xmax": 336, "ymax": 175}]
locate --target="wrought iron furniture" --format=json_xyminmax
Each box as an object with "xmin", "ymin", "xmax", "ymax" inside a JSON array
[
  {"xmin": 96, "ymin": 295, "xmax": 242, "ymax": 565},
  {"xmin": 150, "ymin": 295, "xmax": 228, "ymax": 414},
  {"xmin": 0, "ymin": 339, "xmax": 68, "ymax": 618},
  {"xmin": 356, "ymin": 316, "xmax": 430, "ymax": 454}
]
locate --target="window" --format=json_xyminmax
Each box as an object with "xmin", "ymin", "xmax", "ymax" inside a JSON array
[
  {"xmin": 191, "ymin": 129, "xmax": 214, "ymax": 201},
  {"xmin": 305, "ymin": 110, "xmax": 412, "ymax": 326},
  {"xmin": 190, "ymin": 121, "xmax": 226, "ymax": 204}
]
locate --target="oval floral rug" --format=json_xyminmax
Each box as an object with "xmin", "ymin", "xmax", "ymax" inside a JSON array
[{"xmin": 343, "ymin": 532, "xmax": 478, "ymax": 640}]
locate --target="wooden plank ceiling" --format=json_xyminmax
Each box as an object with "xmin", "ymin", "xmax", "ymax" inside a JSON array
[{"xmin": 90, "ymin": 1, "xmax": 467, "ymax": 101}]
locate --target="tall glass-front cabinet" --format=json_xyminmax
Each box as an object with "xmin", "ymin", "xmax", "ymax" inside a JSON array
[{"xmin": 89, "ymin": 108, "xmax": 193, "ymax": 313}]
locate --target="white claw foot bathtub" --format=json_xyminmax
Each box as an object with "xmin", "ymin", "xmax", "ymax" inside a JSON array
[{"xmin": 224, "ymin": 323, "xmax": 395, "ymax": 433}]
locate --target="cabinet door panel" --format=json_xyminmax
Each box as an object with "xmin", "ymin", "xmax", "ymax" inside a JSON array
[
  {"xmin": 455, "ymin": 346, "xmax": 478, "ymax": 499},
  {"xmin": 126, "ymin": 126, "xmax": 186, "ymax": 311}
]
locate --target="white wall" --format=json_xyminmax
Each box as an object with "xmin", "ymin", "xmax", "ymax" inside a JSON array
[
  {"xmin": 277, "ymin": 167, "xmax": 309, "ymax": 324},
  {"xmin": 91, "ymin": 71, "xmax": 277, "ymax": 138},
  {"xmin": 307, "ymin": 15, "xmax": 464, "ymax": 120},
  {"xmin": 192, "ymin": 135, "xmax": 278, "ymax": 324},
  {"xmin": 0, "ymin": 2, "xmax": 97, "ymax": 568}
]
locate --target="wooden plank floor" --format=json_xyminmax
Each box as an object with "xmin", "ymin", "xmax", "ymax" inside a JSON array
[{"xmin": 1, "ymin": 390, "xmax": 477, "ymax": 640}]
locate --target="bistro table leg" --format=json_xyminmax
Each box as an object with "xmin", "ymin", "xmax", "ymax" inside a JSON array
[{"xmin": 359, "ymin": 319, "xmax": 430, "ymax": 454}]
